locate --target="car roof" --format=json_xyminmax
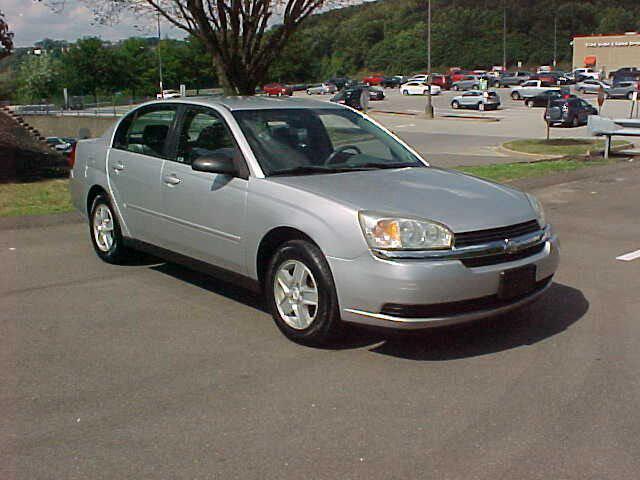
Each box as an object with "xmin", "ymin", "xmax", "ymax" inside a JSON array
[{"xmin": 157, "ymin": 95, "xmax": 345, "ymax": 111}]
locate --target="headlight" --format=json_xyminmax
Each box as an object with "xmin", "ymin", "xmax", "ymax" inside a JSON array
[
  {"xmin": 358, "ymin": 211, "xmax": 453, "ymax": 250},
  {"xmin": 526, "ymin": 193, "xmax": 546, "ymax": 227}
]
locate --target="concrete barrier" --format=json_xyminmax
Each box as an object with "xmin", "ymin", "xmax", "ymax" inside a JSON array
[{"xmin": 19, "ymin": 114, "xmax": 118, "ymax": 139}]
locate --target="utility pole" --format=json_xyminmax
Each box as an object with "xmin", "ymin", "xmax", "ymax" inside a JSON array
[
  {"xmin": 502, "ymin": 1, "xmax": 507, "ymax": 70},
  {"xmin": 553, "ymin": 11, "xmax": 558, "ymax": 68},
  {"xmin": 424, "ymin": 0, "xmax": 434, "ymax": 119},
  {"xmin": 157, "ymin": 11, "xmax": 164, "ymax": 98}
]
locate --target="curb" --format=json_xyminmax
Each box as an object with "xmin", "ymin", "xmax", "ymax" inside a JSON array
[
  {"xmin": 500, "ymin": 140, "xmax": 636, "ymax": 161},
  {"xmin": 0, "ymin": 211, "xmax": 84, "ymax": 231}
]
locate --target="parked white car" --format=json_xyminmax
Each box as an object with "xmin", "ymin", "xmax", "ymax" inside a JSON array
[
  {"xmin": 576, "ymin": 79, "xmax": 611, "ymax": 94},
  {"xmin": 306, "ymin": 83, "xmax": 338, "ymax": 95},
  {"xmin": 451, "ymin": 90, "xmax": 501, "ymax": 111},
  {"xmin": 400, "ymin": 82, "xmax": 441, "ymax": 96},
  {"xmin": 510, "ymin": 80, "xmax": 560, "ymax": 100},
  {"xmin": 407, "ymin": 74, "xmax": 428, "ymax": 82},
  {"xmin": 573, "ymin": 68, "xmax": 600, "ymax": 80},
  {"xmin": 157, "ymin": 89, "xmax": 181, "ymax": 100}
]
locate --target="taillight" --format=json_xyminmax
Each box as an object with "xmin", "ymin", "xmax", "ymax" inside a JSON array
[{"xmin": 68, "ymin": 143, "xmax": 77, "ymax": 168}]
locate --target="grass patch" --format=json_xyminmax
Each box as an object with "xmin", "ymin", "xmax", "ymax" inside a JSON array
[
  {"xmin": 458, "ymin": 158, "xmax": 610, "ymax": 183},
  {"xmin": 503, "ymin": 138, "xmax": 629, "ymax": 156},
  {"xmin": 0, "ymin": 179, "xmax": 73, "ymax": 217}
]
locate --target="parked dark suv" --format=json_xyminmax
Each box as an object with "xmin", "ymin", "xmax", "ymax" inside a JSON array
[{"xmin": 545, "ymin": 97, "xmax": 598, "ymax": 127}]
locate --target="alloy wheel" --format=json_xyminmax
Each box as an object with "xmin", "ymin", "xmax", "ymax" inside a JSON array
[
  {"xmin": 93, "ymin": 204, "xmax": 114, "ymax": 252},
  {"xmin": 273, "ymin": 259, "xmax": 319, "ymax": 330}
]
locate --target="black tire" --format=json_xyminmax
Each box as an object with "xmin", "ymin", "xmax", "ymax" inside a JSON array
[
  {"xmin": 628, "ymin": 92, "xmax": 634, "ymax": 100},
  {"xmin": 571, "ymin": 116, "xmax": 579, "ymax": 127},
  {"xmin": 452, "ymin": 85, "xmax": 459, "ymax": 91},
  {"xmin": 478, "ymin": 102, "xmax": 485, "ymax": 111},
  {"xmin": 511, "ymin": 91, "xmax": 521, "ymax": 100},
  {"xmin": 451, "ymin": 100, "xmax": 460, "ymax": 109},
  {"xmin": 89, "ymin": 193, "xmax": 130, "ymax": 264},
  {"xmin": 265, "ymin": 240, "xmax": 343, "ymax": 346},
  {"xmin": 525, "ymin": 99, "xmax": 534, "ymax": 108}
]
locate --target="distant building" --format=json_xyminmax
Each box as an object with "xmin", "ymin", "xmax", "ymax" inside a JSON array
[{"xmin": 572, "ymin": 32, "xmax": 640, "ymax": 74}]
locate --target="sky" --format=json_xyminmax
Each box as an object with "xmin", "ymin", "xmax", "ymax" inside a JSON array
[
  {"xmin": 3, "ymin": 0, "xmax": 185, "ymax": 47},
  {"xmin": 3, "ymin": 0, "xmax": 372, "ymax": 48}
]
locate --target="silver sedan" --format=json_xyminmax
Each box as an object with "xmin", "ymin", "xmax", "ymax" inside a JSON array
[{"xmin": 70, "ymin": 97, "xmax": 559, "ymax": 345}]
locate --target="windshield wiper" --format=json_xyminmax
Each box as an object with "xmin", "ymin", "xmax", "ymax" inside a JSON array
[
  {"xmin": 268, "ymin": 165, "xmax": 357, "ymax": 176},
  {"xmin": 351, "ymin": 162, "xmax": 423, "ymax": 169},
  {"xmin": 268, "ymin": 162, "xmax": 422, "ymax": 177}
]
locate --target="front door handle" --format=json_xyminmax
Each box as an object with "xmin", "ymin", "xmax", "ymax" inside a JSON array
[
  {"xmin": 163, "ymin": 174, "xmax": 182, "ymax": 186},
  {"xmin": 112, "ymin": 162, "xmax": 125, "ymax": 173}
]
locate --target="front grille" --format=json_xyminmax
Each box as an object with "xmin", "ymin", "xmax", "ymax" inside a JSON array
[
  {"xmin": 454, "ymin": 220, "xmax": 540, "ymax": 248},
  {"xmin": 461, "ymin": 243, "xmax": 545, "ymax": 268},
  {"xmin": 380, "ymin": 276, "xmax": 553, "ymax": 319}
]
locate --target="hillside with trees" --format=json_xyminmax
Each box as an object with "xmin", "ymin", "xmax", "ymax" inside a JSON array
[
  {"xmin": 1, "ymin": 0, "xmax": 640, "ymax": 103},
  {"xmin": 269, "ymin": 0, "xmax": 640, "ymax": 80}
]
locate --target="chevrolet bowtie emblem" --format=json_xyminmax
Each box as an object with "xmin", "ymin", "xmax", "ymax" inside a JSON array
[{"xmin": 503, "ymin": 238, "xmax": 519, "ymax": 254}]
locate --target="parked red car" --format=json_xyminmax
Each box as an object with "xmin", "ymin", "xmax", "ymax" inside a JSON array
[
  {"xmin": 530, "ymin": 73, "xmax": 560, "ymax": 85},
  {"xmin": 430, "ymin": 74, "xmax": 452, "ymax": 90},
  {"xmin": 362, "ymin": 75, "xmax": 385, "ymax": 86},
  {"xmin": 263, "ymin": 83, "xmax": 293, "ymax": 96},
  {"xmin": 450, "ymin": 69, "xmax": 470, "ymax": 83}
]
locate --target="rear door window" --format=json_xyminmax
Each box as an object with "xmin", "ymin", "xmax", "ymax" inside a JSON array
[{"xmin": 113, "ymin": 106, "xmax": 177, "ymax": 158}]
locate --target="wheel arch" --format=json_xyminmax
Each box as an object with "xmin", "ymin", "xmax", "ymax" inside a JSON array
[
  {"xmin": 256, "ymin": 226, "xmax": 319, "ymax": 289},
  {"xmin": 86, "ymin": 184, "xmax": 108, "ymax": 216}
]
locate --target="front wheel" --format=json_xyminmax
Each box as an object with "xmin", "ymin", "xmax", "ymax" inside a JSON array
[
  {"xmin": 266, "ymin": 240, "xmax": 343, "ymax": 345},
  {"xmin": 628, "ymin": 92, "xmax": 634, "ymax": 100},
  {"xmin": 452, "ymin": 85, "xmax": 460, "ymax": 91},
  {"xmin": 571, "ymin": 116, "xmax": 579, "ymax": 127},
  {"xmin": 451, "ymin": 100, "xmax": 460, "ymax": 109},
  {"xmin": 89, "ymin": 193, "xmax": 131, "ymax": 264},
  {"xmin": 478, "ymin": 102, "xmax": 485, "ymax": 111},
  {"xmin": 511, "ymin": 91, "xmax": 521, "ymax": 100}
]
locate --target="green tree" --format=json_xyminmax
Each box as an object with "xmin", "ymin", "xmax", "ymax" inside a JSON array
[
  {"xmin": 113, "ymin": 37, "xmax": 155, "ymax": 98},
  {"xmin": 15, "ymin": 54, "xmax": 61, "ymax": 103},
  {"xmin": 60, "ymin": 37, "xmax": 118, "ymax": 103}
]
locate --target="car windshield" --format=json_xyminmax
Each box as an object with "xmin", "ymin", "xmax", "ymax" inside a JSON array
[{"xmin": 232, "ymin": 108, "xmax": 424, "ymax": 176}]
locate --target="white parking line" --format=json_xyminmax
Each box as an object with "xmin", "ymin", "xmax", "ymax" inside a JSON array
[{"xmin": 616, "ymin": 249, "xmax": 640, "ymax": 262}]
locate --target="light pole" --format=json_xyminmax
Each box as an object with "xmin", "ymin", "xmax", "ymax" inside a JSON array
[
  {"xmin": 502, "ymin": 1, "xmax": 507, "ymax": 70},
  {"xmin": 424, "ymin": 0, "xmax": 434, "ymax": 119},
  {"xmin": 553, "ymin": 11, "xmax": 558, "ymax": 68},
  {"xmin": 157, "ymin": 11, "xmax": 164, "ymax": 98}
]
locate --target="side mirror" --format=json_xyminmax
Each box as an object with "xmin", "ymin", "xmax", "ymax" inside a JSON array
[{"xmin": 191, "ymin": 154, "xmax": 237, "ymax": 175}]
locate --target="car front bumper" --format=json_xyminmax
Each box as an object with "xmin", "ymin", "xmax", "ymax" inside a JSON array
[{"xmin": 327, "ymin": 232, "xmax": 559, "ymax": 330}]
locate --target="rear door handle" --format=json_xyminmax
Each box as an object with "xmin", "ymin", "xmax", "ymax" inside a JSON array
[
  {"xmin": 112, "ymin": 162, "xmax": 125, "ymax": 173},
  {"xmin": 163, "ymin": 174, "xmax": 182, "ymax": 186}
]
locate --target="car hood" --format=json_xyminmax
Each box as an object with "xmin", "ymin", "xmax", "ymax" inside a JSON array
[{"xmin": 269, "ymin": 167, "xmax": 537, "ymax": 233}]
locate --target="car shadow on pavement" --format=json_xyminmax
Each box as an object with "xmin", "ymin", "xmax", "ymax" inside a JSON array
[
  {"xmin": 366, "ymin": 282, "xmax": 588, "ymax": 360},
  {"xmin": 151, "ymin": 262, "xmax": 268, "ymax": 313},
  {"xmin": 150, "ymin": 261, "xmax": 386, "ymax": 350}
]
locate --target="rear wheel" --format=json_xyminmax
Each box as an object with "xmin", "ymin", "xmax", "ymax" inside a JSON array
[
  {"xmin": 525, "ymin": 99, "xmax": 534, "ymax": 108},
  {"xmin": 571, "ymin": 116, "xmax": 579, "ymax": 127},
  {"xmin": 89, "ymin": 193, "xmax": 130, "ymax": 264},
  {"xmin": 266, "ymin": 240, "xmax": 343, "ymax": 346}
]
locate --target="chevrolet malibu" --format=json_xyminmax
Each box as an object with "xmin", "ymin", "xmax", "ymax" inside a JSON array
[{"xmin": 70, "ymin": 97, "xmax": 559, "ymax": 345}]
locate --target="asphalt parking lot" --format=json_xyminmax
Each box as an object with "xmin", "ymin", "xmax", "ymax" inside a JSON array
[
  {"xmin": 305, "ymin": 87, "xmax": 639, "ymax": 167},
  {"xmin": 2, "ymin": 162, "xmax": 640, "ymax": 479}
]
